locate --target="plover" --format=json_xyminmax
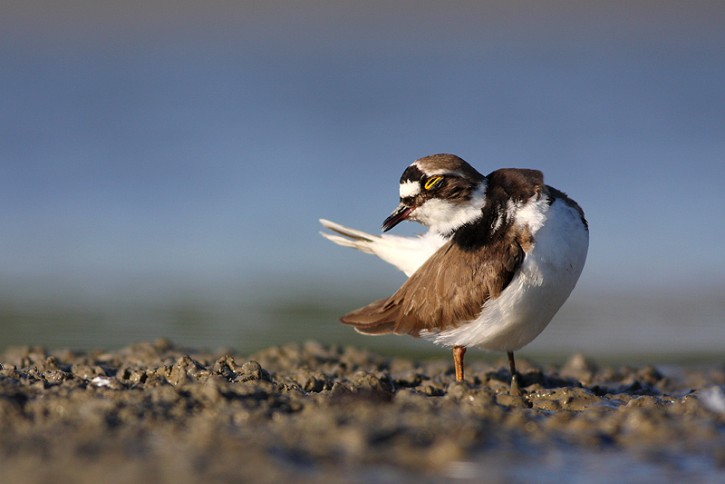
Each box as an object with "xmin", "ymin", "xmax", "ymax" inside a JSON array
[{"xmin": 320, "ymin": 154, "xmax": 588, "ymax": 390}]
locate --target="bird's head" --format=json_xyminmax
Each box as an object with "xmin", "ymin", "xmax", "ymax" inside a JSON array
[{"xmin": 382, "ymin": 154, "xmax": 487, "ymax": 236}]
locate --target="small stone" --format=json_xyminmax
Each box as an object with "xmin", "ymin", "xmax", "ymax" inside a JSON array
[
  {"xmin": 239, "ymin": 361, "xmax": 265, "ymax": 382},
  {"xmin": 70, "ymin": 364, "xmax": 105, "ymax": 380}
]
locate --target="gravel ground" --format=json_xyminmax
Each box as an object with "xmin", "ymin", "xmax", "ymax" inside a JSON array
[{"xmin": 1, "ymin": 339, "xmax": 724, "ymax": 483}]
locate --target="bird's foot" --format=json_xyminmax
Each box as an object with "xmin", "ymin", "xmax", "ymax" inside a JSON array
[{"xmin": 510, "ymin": 373, "xmax": 522, "ymax": 396}]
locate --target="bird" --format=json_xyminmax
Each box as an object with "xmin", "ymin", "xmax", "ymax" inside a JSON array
[{"xmin": 320, "ymin": 153, "xmax": 588, "ymax": 391}]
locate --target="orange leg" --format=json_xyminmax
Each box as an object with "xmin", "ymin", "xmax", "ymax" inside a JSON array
[{"xmin": 453, "ymin": 346, "xmax": 467, "ymax": 382}]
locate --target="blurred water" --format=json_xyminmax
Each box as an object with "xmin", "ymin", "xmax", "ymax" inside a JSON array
[
  {"xmin": 1, "ymin": 282, "xmax": 723, "ymax": 363},
  {"xmin": 1, "ymin": 2, "xmax": 724, "ymax": 358}
]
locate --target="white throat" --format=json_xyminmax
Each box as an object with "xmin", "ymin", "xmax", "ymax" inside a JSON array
[{"xmin": 412, "ymin": 182, "xmax": 487, "ymax": 235}]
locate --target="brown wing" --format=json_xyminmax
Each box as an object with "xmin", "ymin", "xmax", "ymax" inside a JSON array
[{"xmin": 340, "ymin": 228, "xmax": 527, "ymax": 336}]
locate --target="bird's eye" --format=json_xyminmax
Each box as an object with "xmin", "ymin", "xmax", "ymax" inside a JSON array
[{"xmin": 424, "ymin": 176, "xmax": 443, "ymax": 190}]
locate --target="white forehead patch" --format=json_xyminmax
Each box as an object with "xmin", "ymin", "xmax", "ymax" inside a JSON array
[{"xmin": 399, "ymin": 180, "xmax": 421, "ymax": 198}]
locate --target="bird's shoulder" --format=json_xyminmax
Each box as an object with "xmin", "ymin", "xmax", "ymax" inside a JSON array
[{"xmin": 486, "ymin": 168, "xmax": 545, "ymax": 204}]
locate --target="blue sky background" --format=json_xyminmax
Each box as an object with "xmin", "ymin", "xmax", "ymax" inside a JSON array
[{"xmin": 1, "ymin": 2, "xmax": 724, "ymax": 358}]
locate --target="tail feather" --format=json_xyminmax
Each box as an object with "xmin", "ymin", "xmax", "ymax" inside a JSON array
[
  {"xmin": 352, "ymin": 323, "xmax": 397, "ymax": 336},
  {"xmin": 340, "ymin": 298, "xmax": 397, "ymax": 335}
]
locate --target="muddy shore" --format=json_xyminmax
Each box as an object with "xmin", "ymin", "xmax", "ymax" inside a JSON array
[{"xmin": 1, "ymin": 339, "xmax": 724, "ymax": 483}]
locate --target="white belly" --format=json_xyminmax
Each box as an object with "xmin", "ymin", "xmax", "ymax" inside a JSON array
[{"xmin": 422, "ymin": 197, "xmax": 589, "ymax": 351}]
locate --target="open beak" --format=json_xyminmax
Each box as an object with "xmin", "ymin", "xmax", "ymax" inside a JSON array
[{"xmin": 382, "ymin": 203, "xmax": 414, "ymax": 232}]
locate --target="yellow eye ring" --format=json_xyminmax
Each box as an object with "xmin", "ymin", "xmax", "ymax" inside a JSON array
[{"xmin": 424, "ymin": 176, "xmax": 443, "ymax": 190}]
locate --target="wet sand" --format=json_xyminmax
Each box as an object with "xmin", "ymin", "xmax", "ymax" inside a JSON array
[{"xmin": 1, "ymin": 339, "xmax": 724, "ymax": 483}]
